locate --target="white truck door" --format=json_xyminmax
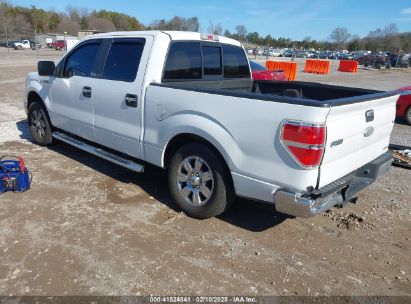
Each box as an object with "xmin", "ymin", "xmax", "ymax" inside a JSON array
[
  {"xmin": 49, "ymin": 39, "xmax": 103, "ymax": 142},
  {"xmin": 92, "ymin": 36, "xmax": 153, "ymax": 158}
]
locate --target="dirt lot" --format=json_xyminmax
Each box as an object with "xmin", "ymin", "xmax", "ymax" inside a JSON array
[{"xmin": 0, "ymin": 48, "xmax": 410, "ymax": 296}]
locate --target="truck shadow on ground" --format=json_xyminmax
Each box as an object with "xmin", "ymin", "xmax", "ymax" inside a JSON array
[
  {"xmin": 394, "ymin": 119, "xmax": 410, "ymax": 126},
  {"xmin": 49, "ymin": 142, "xmax": 290, "ymax": 232},
  {"xmin": 16, "ymin": 119, "xmax": 32, "ymax": 141}
]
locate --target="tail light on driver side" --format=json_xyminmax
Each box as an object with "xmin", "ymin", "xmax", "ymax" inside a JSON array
[{"xmin": 280, "ymin": 120, "xmax": 326, "ymax": 169}]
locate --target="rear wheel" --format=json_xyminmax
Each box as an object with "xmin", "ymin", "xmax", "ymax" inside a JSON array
[
  {"xmin": 28, "ymin": 102, "xmax": 53, "ymax": 146},
  {"xmin": 168, "ymin": 143, "xmax": 235, "ymax": 219},
  {"xmin": 405, "ymin": 106, "xmax": 411, "ymax": 126}
]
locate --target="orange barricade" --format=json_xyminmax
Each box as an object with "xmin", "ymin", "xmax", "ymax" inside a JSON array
[
  {"xmin": 338, "ymin": 60, "xmax": 358, "ymax": 73},
  {"xmin": 265, "ymin": 61, "xmax": 297, "ymax": 81},
  {"xmin": 303, "ymin": 59, "xmax": 330, "ymax": 74}
]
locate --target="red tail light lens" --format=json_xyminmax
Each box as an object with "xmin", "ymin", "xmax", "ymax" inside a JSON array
[
  {"xmin": 280, "ymin": 121, "xmax": 326, "ymax": 168},
  {"xmin": 282, "ymin": 123, "xmax": 326, "ymax": 145}
]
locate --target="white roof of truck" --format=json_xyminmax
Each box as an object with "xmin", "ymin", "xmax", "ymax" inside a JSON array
[{"xmin": 87, "ymin": 30, "xmax": 242, "ymax": 47}]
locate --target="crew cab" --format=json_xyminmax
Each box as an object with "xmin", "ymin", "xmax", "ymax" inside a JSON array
[{"xmin": 25, "ymin": 31, "xmax": 398, "ymax": 219}]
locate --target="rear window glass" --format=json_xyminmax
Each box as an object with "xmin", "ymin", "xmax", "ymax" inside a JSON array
[
  {"xmin": 222, "ymin": 45, "xmax": 250, "ymax": 78},
  {"xmin": 202, "ymin": 45, "xmax": 222, "ymax": 75},
  {"xmin": 163, "ymin": 42, "xmax": 202, "ymax": 80},
  {"xmin": 102, "ymin": 39, "xmax": 145, "ymax": 82}
]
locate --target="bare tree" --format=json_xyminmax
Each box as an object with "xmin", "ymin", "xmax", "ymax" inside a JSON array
[
  {"xmin": 329, "ymin": 27, "xmax": 351, "ymax": 49},
  {"xmin": 382, "ymin": 23, "xmax": 400, "ymax": 51},
  {"xmin": 207, "ymin": 21, "xmax": 222, "ymax": 35},
  {"xmin": 66, "ymin": 6, "xmax": 80, "ymax": 23},
  {"xmin": 235, "ymin": 24, "xmax": 247, "ymax": 40},
  {"xmin": 13, "ymin": 14, "xmax": 32, "ymax": 35},
  {"xmin": 0, "ymin": 4, "xmax": 13, "ymax": 35},
  {"xmin": 56, "ymin": 16, "xmax": 80, "ymax": 35},
  {"xmin": 185, "ymin": 17, "xmax": 199, "ymax": 32},
  {"xmin": 113, "ymin": 14, "xmax": 130, "ymax": 31},
  {"xmin": 168, "ymin": 16, "xmax": 184, "ymax": 30},
  {"xmin": 87, "ymin": 16, "xmax": 116, "ymax": 32},
  {"xmin": 149, "ymin": 19, "xmax": 167, "ymax": 30}
]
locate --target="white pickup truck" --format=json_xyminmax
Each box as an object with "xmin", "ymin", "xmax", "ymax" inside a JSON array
[
  {"xmin": 13, "ymin": 40, "xmax": 32, "ymax": 50},
  {"xmin": 25, "ymin": 31, "xmax": 398, "ymax": 219}
]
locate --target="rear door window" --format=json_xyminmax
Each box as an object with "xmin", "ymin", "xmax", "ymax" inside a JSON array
[
  {"xmin": 102, "ymin": 38, "xmax": 146, "ymax": 82},
  {"xmin": 163, "ymin": 42, "xmax": 202, "ymax": 80},
  {"xmin": 64, "ymin": 40, "xmax": 102, "ymax": 78},
  {"xmin": 202, "ymin": 45, "xmax": 222, "ymax": 76},
  {"xmin": 222, "ymin": 45, "xmax": 250, "ymax": 78}
]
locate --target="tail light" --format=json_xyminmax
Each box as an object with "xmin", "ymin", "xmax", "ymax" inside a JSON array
[{"xmin": 280, "ymin": 120, "xmax": 326, "ymax": 169}]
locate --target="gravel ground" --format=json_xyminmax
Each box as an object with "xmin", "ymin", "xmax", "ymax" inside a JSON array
[{"xmin": 0, "ymin": 48, "xmax": 410, "ymax": 297}]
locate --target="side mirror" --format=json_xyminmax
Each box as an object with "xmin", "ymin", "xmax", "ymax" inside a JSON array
[{"xmin": 38, "ymin": 61, "xmax": 55, "ymax": 76}]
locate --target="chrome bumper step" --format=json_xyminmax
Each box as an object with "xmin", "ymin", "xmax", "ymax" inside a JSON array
[{"xmin": 52, "ymin": 132, "xmax": 144, "ymax": 173}]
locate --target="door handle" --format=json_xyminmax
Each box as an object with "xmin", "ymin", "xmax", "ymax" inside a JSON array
[
  {"xmin": 82, "ymin": 86, "xmax": 92, "ymax": 98},
  {"xmin": 125, "ymin": 94, "xmax": 138, "ymax": 108}
]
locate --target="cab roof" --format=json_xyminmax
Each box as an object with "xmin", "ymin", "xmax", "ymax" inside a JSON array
[{"xmin": 86, "ymin": 30, "xmax": 242, "ymax": 47}]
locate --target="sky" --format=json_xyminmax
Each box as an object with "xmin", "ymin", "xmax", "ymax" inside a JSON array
[{"xmin": 8, "ymin": 0, "xmax": 411, "ymax": 40}]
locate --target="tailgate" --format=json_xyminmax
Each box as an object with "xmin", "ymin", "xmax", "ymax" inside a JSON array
[{"xmin": 319, "ymin": 93, "xmax": 398, "ymax": 188}]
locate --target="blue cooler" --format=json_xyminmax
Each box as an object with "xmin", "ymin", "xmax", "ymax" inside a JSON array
[{"xmin": 0, "ymin": 156, "xmax": 31, "ymax": 193}]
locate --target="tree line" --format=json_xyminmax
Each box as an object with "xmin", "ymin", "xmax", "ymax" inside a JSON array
[{"xmin": 1, "ymin": 2, "xmax": 410, "ymax": 52}]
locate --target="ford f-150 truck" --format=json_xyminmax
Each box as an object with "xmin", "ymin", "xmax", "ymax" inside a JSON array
[{"xmin": 25, "ymin": 31, "xmax": 398, "ymax": 219}]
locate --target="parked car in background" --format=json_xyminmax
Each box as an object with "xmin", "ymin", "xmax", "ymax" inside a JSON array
[
  {"xmin": 30, "ymin": 40, "xmax": 41, "ymax": 50},
  {"xmin": 396, "ymin": 86, "xmax": 411, "ymax": 125},
  {"xmin": 356, "ymin": 53, "xmax": 387, "ymax": 69},
  {"xmin": 13, "ymin": 40, "xmax": 32, "ymax": 50},
  {"xmin": 337, "ymin": 53, "xmax": 353, "ymax": 60},
  {"xmin": 48, "ymin": 40, "xmax": 66, "ymax": 50},
  {"xmin": 269, "ymin": 49, "xmax": 282, "ymax": 57},
  {"xmin": 389, "ymin": 53, "xmax": 411, "ymax": 68},
  {"xmin": 249, "ymin": 61, "xmax": 286, "ymax": 80},
  {"xmin": 3, "ymin": 40, "xmax": 20, "ymax": 48},
  {"xmin": 284, "ymin": 50, "xmax": 293, "ymax": 57}
]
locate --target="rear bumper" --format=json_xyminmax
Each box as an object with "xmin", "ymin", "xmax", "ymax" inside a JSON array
[{"xmin": 275, "ymin": 151, "xmax": 393, "ymax": 217}]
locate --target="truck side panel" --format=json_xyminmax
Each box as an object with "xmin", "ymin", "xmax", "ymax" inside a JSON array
[{"xmin": 143, "ymin": 85, "xmax": 331, "ymax": 199}]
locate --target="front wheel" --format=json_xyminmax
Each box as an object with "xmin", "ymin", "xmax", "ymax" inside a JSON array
[
  {"xmin": 168, "ymin": 143, "xmax": 235, "ymax": 219},
  {"xmin": 28, "ymin": 102, "xmax": 53, "ymax": 146}
]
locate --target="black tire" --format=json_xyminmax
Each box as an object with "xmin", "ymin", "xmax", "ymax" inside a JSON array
[
  {"xmin": 405, "ymin": 106, "xmax": 411, "ymax": 126},
  {"xmin": 28, "ymin": 101, "xmax": 53, "ymax": 146},
  {"xmin": 168, "ymin": 143, "xmax": 235, "ymax": 219}
]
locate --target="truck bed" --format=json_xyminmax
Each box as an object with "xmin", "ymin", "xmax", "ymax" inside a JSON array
[{"xmin": 153, "ymin": 80, "xmax": 398, "ymax": 107}]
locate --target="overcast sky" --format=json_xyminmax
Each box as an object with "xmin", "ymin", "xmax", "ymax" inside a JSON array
[{"xmin": 8, "ymin": 0, "xmax": 411, "ymax": 40}]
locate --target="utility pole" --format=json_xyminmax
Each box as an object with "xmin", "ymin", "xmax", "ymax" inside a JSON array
[
  {"xmin": 64, "ymin": 31, "xmax": 67, "ymax": 51},
  {"xmin": 395, "ymin": 49, "xmax": 401, "ymax": 68},
  {"xmin": 4, "ymin": 25, "xmax": 9, "ymax": 54}
]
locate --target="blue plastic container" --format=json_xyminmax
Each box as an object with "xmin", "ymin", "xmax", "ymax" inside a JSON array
[{"xmin": 0, "ymin": 157, "xmax": 31, "ymax": 193}]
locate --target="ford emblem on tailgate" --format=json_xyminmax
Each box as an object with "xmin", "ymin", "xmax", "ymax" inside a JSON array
[{"xmin": 363, "ymin": 126, "xmax": 374, "ymax": 137}]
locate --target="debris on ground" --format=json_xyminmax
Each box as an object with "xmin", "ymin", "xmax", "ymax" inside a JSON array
[
  {"xmin": 389, "ymin": 144, "xmax": 411, "ymax": 169},
  {"xmin": 323, "ymin": 210, "xmax": 376, "ymax": 230}
]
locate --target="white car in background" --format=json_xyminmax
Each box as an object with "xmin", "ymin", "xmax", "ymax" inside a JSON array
[
  {"xmin": 13, "ymin": 40, "xmax": 31, "ymax": 50},
  {"xmin": 269, "ymin": 49, "xmax": 282, "ymax": 57}
]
